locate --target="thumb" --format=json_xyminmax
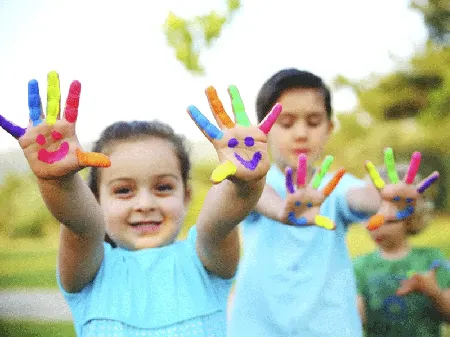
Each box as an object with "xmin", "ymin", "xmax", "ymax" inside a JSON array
[{"xmin": 76, "ymin": 148, "xmax": 111, "ymax": 168}]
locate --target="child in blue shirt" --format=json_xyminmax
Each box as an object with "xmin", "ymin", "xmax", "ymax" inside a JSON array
[
  {"xmin": 227, "ymin": 68, "xmax": 436, "ymax": 337},
  {"xmin": 0, "ymin": 72, "xmax": 281, "ymax": 336}
]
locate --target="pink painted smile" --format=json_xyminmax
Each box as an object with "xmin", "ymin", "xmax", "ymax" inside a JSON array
[{"xmin": 36, "ymin": 131, "xmax": 70, "ymax": 164}]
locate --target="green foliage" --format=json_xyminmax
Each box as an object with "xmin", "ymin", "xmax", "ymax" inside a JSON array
[
  {"xmin": 331, "ymin": 28, "xmax": 450, "ymax": 211},
  {"xmin": 0, "ymin": 173, "xmax": 57, "ymax": 238},
  {"xmin": 163, "ymin": 0, "xmax": 241, "ymax": 74},
  {"xmin": 410, "ymin": 0, "xmax": 450, "ymax": 44}
]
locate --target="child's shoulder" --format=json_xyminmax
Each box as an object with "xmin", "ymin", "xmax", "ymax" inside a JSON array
[
  {"xmin": 411, "ymin": 246, "xmax": 447, "ymax": 262},
  {"xmin": 353, "ymin": 250, "xmax": 381, "ymax": 270}
]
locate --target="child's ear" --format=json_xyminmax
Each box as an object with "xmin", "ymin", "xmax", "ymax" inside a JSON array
[
  {"xmin": 327, "ymin": 120, "xmax": 335, "ymax": 135},
  {"xmin": 184, "ymin": 183, "xmax": 192, "ymax": 206}
]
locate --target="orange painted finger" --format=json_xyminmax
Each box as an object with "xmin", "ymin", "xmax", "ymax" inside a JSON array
[
  {"xmin": 205, "ymin": 86, "xmax": 234, "ymax": 129},
  {"xmin": 367, "ymin": 214, "xmax": 384, "ymax": 231},
  {"xmin": 323, "ymin": 168, "xmax": 346, "ymax": 197},
  {"xmin": 76, "ymin": 148, "xmax": 111, "ymax": 168}
]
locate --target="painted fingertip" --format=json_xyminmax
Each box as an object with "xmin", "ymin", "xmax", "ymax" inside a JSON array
[
  {"xmin": 315, "ymin": 215, "xmax": 336, "ymax": 230},
  {"xmin": 367, "ymin": 214, "xmax": 384, "ymax": 231},
  {"xmin": 76, "ymin": 149, "xmax": 111, "ymax": 168},
  {"xmin": 211, "ymin": 160, "xmax": 237, "ymax": 184},
  {"xmin": 288, "ymin": 212, "xmax": 308, "ymax": 226}
]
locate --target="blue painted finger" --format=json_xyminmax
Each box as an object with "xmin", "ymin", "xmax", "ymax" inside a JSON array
[
  {"xmin": 28, "ymin": 80, "xmax": 42, "ymax": 126},
  {"xmin": 188, "ymin": 105, "xmax": 223, "ymax": 140}
]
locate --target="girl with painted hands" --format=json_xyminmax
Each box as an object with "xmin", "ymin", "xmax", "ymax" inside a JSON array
[{"xmin": 0, "ymin": 72, "xmax": 281, "ymax": 337}]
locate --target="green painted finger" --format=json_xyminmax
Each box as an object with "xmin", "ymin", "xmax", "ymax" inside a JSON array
[
  {"xmin": 312, "ymin": 155, "xmax": 334, "ymax": 188},
  {"xmin": 384, "ymin": 147, "xmax": 399, "ymax": 183},
  {"xmin": 228, "ymin": 85, "xmax": 250, "ymax": 126},
  {"xmin": 46, "ymin": 70, "xmax": 61, "ymax": 125}
]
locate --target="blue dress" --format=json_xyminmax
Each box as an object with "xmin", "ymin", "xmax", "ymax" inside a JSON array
[{"xmin": 57, "ymin": 226, "xmax": 232, "ymax": 337}]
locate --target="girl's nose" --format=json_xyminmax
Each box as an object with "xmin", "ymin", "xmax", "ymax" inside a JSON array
[{"xmin": 134, "ymin": 190, "xmax": 157, "ymax": 212}]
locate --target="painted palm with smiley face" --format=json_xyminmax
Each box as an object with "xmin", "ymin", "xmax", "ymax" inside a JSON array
[
  {"xmin": 0, "ymin": 71, "xmax": 110, "ymax": 180},
  {"xmin": 188, "ymin": 85, "xmax": 282, "ymax": 184}
]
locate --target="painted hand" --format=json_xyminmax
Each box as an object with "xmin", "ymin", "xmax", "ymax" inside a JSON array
[
  {"xmin": 365, "ymin": 147, "xmax": 439, "ymax": 230},
  {"xmin": 281, "ymin": 154, "xmax": 345, "ymax": 230},
  {"xmin": 0, "ymin": 71, "xmax": 110, "ymax": 180},
  {"xmin": 187, "ymin": 85, "xmax": 281, "ymax": 184},
  {"xmin": 396, "ymin": 260, "xmax": 448, "ymax": 297}
]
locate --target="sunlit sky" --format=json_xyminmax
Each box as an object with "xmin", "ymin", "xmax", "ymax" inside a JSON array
[{"xmin": 0, "ymin": 0, "xmax": 427, "ymax": 153}]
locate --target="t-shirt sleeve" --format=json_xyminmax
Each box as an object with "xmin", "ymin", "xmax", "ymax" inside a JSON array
[
  {"xmin": 428, "ymin": 248, "xmax": 450, "ymax": 289},
  {"xmin": 333, "ymin": 174, "xmax": 371, "ymax": 226},
  {"xmin": 353, "ymin": 256, "xmax": 367, "ymax": 296},
  {"xmin": 55, "ymin": 242, "xmax": 111, "ymax": 331}
]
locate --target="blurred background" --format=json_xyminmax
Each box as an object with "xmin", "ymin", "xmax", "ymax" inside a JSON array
[{"xmin": 0, "ymin": 0, "xmax": 449, "ymax": 335}]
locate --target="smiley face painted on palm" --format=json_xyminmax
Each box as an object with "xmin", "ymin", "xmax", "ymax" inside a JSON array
[
  {"xmin": 0, "ymin": 71, "xmax": 111, "ymax": 170},
  {"xmin": 227, "ymin": 136, "xmax": 262, "ymax": 171},
  {"xmin": 36, "ymin": 131, "xmax": 69, "ymax": 164},
  {"xmin": 187, "ymin": 85, "xmax": 282, "ymax": 183}
]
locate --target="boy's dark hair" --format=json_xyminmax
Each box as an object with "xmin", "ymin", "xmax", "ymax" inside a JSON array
[
  {"xmin": 256, "ymin": 68, "xmax": 332, "ymax": 123},
  {"xmin": 87, "ymin": 120, "xmax": 191, "ymax": 246}
]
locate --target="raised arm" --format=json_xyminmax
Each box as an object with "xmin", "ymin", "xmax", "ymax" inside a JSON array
[
  {"xmin": 0, "ymin": 71, "xmax": 111, "ymax": 292},
  {"xmin": 188, "ymin": 85, "xmax": 281, "ymax": 278},
  {"xmin": 257, "ymin": 154, "xmax": 346, "ymax": 231}
]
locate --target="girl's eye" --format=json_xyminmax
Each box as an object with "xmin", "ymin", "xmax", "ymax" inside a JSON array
[{"xmin": 114, "ymin": 187, "xmax": 132, "ymax": 195}]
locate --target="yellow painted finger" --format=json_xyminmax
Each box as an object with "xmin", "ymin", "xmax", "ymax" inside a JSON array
[
  {"xmin": 365, "ymin": 161, "xmax": 385, "ymax": 189},
  {"xmin": 211, "ymin": 160, "xmax": 237, "ymax": 184},
  {"xmin": 314, "ymin": 215, "xmax": 336, "ymax": 230},
  {"xmin": 46, "ymin": 70, "xmax": 61, "ymax": 125}
]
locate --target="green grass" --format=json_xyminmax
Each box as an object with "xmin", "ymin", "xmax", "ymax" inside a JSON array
[{"xmin": 0, "ymin": 319, "xmax": 75, "ymax": 337}]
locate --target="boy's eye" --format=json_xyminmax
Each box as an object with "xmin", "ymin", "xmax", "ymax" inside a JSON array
[
  {"xmin": 307, "ymin": 116, "xmax": 323, "ymax": 127},
  {"xmin": 278, "ymin": 117, "xmax": 294, "ymax": 129},
  {"xmin": 156, "ymin": 184, "xmax": 173, "ymax": 192}
]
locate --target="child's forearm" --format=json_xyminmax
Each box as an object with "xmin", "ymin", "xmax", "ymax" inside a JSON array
[
  {"xmin": 37, "ymin": 174, "xmax": 105, "ymax": 237},
  {"xmin": 254, "ymin": 184, "xmax": 283, "ymax": 222},
  {"xmin": 347, "ymin": 185, "xmax": 381, "ymax": 215},
  {"xmin": 429, "ymin": 288, "xmax": 450, "ymax": 322},
  {"xmin": 197, "ymin": 177, "xmax": 266, "ymax": 240}
]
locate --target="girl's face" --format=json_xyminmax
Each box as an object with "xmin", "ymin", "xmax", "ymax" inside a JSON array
[{"xmin": 98, "ymin": 137, "xmax": 190, "ymax": 250}]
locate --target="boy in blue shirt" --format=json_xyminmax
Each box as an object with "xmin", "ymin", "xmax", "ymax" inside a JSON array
[{"xmin": 227, "ymin": 69, "xmax": 420, "ymax": 337}]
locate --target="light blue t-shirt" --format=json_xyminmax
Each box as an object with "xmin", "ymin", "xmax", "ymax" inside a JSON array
[
  {"xmin": 57, "ymin": 226, "xmax": 232, "ymax": 337},
  {"xmin": 228, "ymin": 165, "xmax": 369, "ymax": 337}
]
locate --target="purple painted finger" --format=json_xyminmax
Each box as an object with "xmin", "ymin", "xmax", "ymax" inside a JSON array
[
  {"xmin": 285, "ymin": 167, "xmax": 295, "ymax": 194},
  {"xmin": 0, "ymin": 114, "xmax": 26, "ymax": 139},
  {"xmin": 417, "ymin": 171, "xmax": 439, "ymax": 194}
]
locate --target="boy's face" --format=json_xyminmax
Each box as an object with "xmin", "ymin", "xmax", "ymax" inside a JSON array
[
  {"xmin": 369, "ymin": 220, "xmax": 408, "ymax": 250},
  {"xmin": 267, "ymin": 87, "xmax": 334, "ymax": 171}
]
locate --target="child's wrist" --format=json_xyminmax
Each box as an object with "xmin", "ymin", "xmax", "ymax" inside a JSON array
[
  {"xmin": 425, "ymin": 285, "xmax": 443, "ymax": 300},
  {"xmin": 37, "ymin": 173, "xmax": 79, "ymax": 186}
]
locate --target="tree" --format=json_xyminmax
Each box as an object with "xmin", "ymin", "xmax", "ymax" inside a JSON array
[
  {"xmin": 163, "ymin": 0, "xmax": 241, "ymax": 75},
  {"xmin": 410, "ymin": 0, "xmax": 450, "ymax": 45}
]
